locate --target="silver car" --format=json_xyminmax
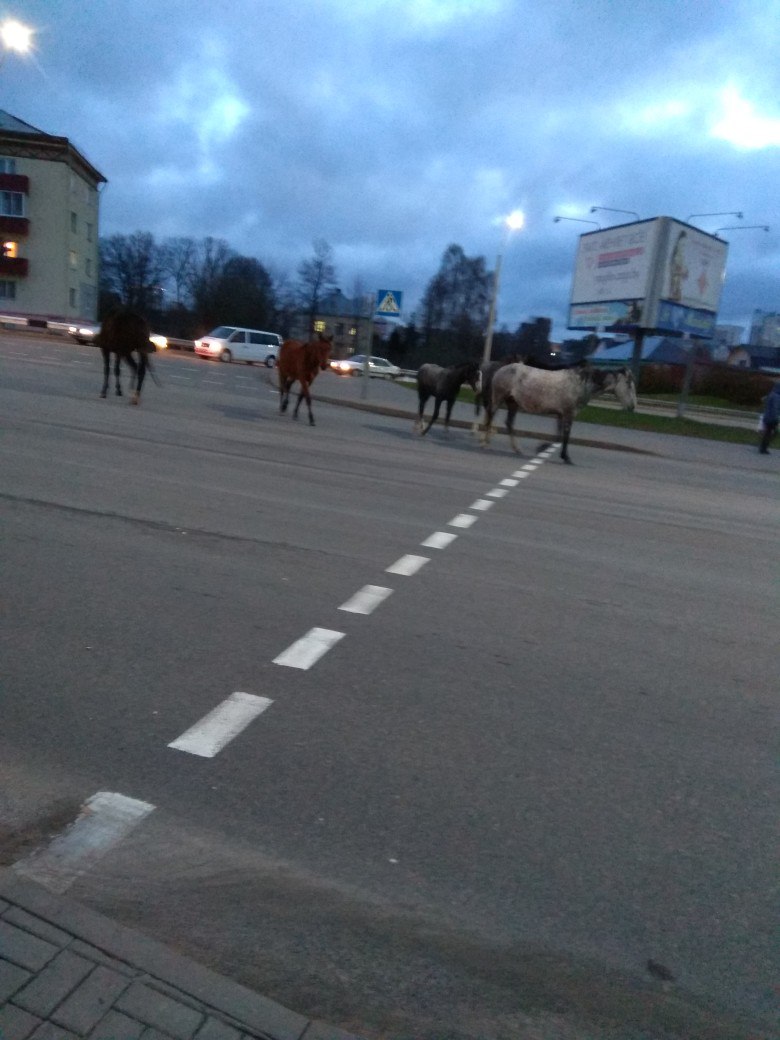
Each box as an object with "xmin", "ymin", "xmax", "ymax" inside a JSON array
[{"xmin": 330, "ymin": 354, "xmax": 402, "ymax": 378}]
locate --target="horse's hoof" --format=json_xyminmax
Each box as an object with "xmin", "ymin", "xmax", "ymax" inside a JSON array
[
  {"xmin": 116, "ymin": 390, "xmax": 122, "ymax": 397},
  {"xmin": 100, "ymin": 391, "xmax": 107, "ymax": 399},
  {"xmin": 130, "ymin": 394, "xmax": 140, "ymax": 406},
  {"xmin": 562, "ymin": 456, "xmax": 573, "ymax": 464}
]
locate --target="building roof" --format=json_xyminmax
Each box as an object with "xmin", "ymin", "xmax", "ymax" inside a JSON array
[
  {"xmin": 591, "ymin": 336, "xmax": 711, "ymax": 365},
  {"xmin": 0, "ymin": 109, "xmax": 106, "ymax": 185},
  {"xmin": 0, "ymin": 110, "xmax": 49, "ymax": 135}
]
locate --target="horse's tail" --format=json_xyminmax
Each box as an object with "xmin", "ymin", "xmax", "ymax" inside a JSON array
[{"xmin": 145, "ymin": 354, "xmax": 162, "ymax": 387}]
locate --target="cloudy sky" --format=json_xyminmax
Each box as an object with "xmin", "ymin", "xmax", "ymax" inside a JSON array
[{"xmin": 4, "ymin": 0, "xmax": 779, "ymax": 339}]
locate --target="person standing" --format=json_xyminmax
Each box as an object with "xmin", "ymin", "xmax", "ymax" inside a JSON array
[{"xmin": 758, "ymin": 380, "xmax": 780, "ymax": 454}]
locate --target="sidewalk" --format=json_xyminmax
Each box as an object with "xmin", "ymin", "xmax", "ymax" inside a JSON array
[{"xmin": 0, "ymin": 870, "xmax": 361, "ymax": 1040}]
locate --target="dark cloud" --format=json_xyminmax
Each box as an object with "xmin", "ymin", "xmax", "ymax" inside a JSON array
[{"xmin": 6, "ymin": 0, "xmax": 779, "ymax": 337}]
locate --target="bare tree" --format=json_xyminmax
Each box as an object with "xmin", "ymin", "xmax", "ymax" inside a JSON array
[
  {"xmin": 160, "ymin": 237, "xmax": 197, "ymax": 306},
  {"xmin": 99, "ymin": 231, "xmax": 164, "ymax": 314},
  {"xmin": 297, "ymin": 239, "xmax": 337, "ymax": 336},
  {"xmin": 186, "ymin": 237, "xmax": 236, "ymax": 330}
]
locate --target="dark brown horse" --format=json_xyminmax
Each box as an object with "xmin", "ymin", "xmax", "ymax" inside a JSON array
[
  {"xmin": 278, "ymin": 333, "xmax": 333, "ymax": 425},
  {"xmin": 98, "ymin": 307, "xmax": 154, "ymax": 405}
]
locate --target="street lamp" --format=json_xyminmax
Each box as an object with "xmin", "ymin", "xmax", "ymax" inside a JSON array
[
  {"xmin": 686, "ymin": 211, "xmax": 743, "ymax": 224},
  {"xmin": 714, "ymin": 225, "xmax": 770, "ymax": 237},
  {"xmin": 590, "ymin": 206, "xmax": 641, "ymax": 222},
  {"xmin": 553, "ymin": 216, "xmax": 601, "ymax": 229},
  {"xmin": 0, "ymin": 19, "xmax": 33, "ymax": 67},
  {"xmin": 482, "ymin": 209, "xmax": 524, "ymax": 365}
]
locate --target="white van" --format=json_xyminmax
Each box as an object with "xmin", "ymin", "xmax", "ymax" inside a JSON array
[{"xmin": 194, "ymin": 326, "xmax": 283, "ymax": 366}]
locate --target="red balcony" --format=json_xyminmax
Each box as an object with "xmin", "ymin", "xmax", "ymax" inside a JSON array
[
  {"xmin": 0, "ymin": 256, "xmax": 28, "ymax": 277},
  {"xmin": 0, "ymin": 216, "xmax": 29, "ymax": 236},
  {"xmin": 0, "ymin": 173, "xmax": 29, "ymax": 193}
]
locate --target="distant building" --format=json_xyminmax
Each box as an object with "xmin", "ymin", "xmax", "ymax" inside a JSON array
[
  {"xmin": 749, "ymin": 309, "xmax": 780, "ymax": 349},
  {"xmin": 290, "ymin": 289, "xmax": 396, "ymax": 358},
  {"xmin": 711, "ymin": 324, "xmax": 744, "ymax": 360},
  {"xmin": 0, "ymin": 110, "xmax": 105, "ymax": 323}
]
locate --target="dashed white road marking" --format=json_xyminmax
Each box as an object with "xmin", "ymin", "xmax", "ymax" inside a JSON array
[
  {"xmin": 448, "ymin": 513, "xmax": 478, "ymax": 529},
  {"xmin": 469, "ymin": 499, "xmax": 494, "ymax": 511},
  {"xmin": 340, "ymin": 585, "xmax": 393, "ymax": 614},
  {"xmin": 487, "ymin": 488, "xmax": 508, "ymax": 498},
  {"xmin": 168, "ymin": 692, "xmax": 273, "ymax": 757},
  {"xmin": 273, "ymin": 627, "xmax": 345, "ymax": 669},
  {"xmin": 386, "ymin": 554, "xmax": 429, "ymax": 576},
  {"xmin": 13, "ymin": 792, "xmax": 155, "ymax": 894},
  {"xmin": 521, "ymin": 463, "xmax": 537, "ymax": 471},
  {"xmin": 500, "ymin": 477, "xmax": 519, "ymax": 487},
  {"xmin": 422, "ymin": 531, "xmax": 458, "ymax": 549}
]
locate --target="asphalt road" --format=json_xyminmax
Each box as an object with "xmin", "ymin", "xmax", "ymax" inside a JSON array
[{"xmin": 1, "ymin": 333, "xmax": 777, "ymax": 1040}]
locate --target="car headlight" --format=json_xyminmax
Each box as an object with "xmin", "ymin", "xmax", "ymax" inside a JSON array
[{"xmin": 150, "ymin": 334, "xmax": 167, "ymax": 350}]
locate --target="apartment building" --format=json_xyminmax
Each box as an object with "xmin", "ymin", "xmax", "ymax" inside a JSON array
[{"xmin": 0, "ymin": 110, "xmax": 106, "ymax": 323}]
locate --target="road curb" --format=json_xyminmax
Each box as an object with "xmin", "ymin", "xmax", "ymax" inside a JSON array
[{"xmin": 0, "ymin": 868, "xmax": 363, "ymax": 1040}]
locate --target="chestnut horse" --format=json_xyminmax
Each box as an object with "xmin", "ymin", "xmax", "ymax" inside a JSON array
[{"xmin": 277, "ymin": 333, "xmax": 333, "ymax": 425}]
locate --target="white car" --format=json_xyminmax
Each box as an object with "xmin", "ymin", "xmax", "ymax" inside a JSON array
[
  {"xmin": 67, "ymin": 323, "xmax": 168, "ymax": 350},
  {"xmin": 330, "ymin": 354, "xmax": 402, "ymax": 378},
  {"xmin": 194, "ymin": 326, "xmax": 282, "ymax": 366}
]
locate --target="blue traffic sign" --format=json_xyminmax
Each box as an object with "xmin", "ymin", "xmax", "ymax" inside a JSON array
[{"xmin": 375, "ymin": 289, "xmax": 403, "ymax": 317}]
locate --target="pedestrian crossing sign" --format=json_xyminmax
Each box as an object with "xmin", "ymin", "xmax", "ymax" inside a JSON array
[{"xmin": 375, "ymin": 289, "xmax": 403, "ymax": 317}]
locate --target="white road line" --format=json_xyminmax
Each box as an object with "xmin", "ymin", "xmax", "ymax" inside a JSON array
[
  {"xmin": 422, "ymin": 531, "xmax": 458, "ymax": 549},
  {"xmin": 487, "ymin": 488, "xmax": 508, "ymax": 498},
  {"xmin": 448, "ymin": 513, "xmax": 478, "ymax": 529},
  {"xmin": 386, "ymin": 554, "xmax": 429, "ymax": 576},
  {"xmin": 168, "ymin": 692, "xmax": 273, "ymax": 757},
  {"xmin": 13, "ymin": 792, "xmax": 155, "ymax": 894},
  {"xmin": 339, "ymin": 585, "xmax": 393, "ymax": 615},
  {"xmin": 469, "ymin": 499, "xmax": 494, "ymax": 511},
  {"xmin": 500, "ymin": 477, "xmax": 519, "ymax": 487},
  {"xmin": 273, "ymin": 627, "xmax": 345, "ymax": 669},
  {"xmin": 521, "ymin": 463, "xmax": 537, "ymax": 471}
]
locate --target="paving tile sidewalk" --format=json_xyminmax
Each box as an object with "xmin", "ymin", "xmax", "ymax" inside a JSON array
[{"xmin": 0, "ymin": 870, "xmax": 360, "ymax": 1040}]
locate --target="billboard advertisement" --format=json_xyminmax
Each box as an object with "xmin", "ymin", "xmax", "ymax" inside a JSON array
[{"xmin": 567, "ymin": 217, "xmax": 728, "ymax": 338}]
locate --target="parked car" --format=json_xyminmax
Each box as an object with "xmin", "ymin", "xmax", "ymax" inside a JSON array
[
  {"xmin": 193, "ymin": 326, "xmax": 282, "ymax": 366},
  {"xmin": 330, "ymin": 354, "xmax": 402, "ymax": 378},
  {"xmin": 68, "ymin": 323, "xmax": 168, "ymax": 350}
]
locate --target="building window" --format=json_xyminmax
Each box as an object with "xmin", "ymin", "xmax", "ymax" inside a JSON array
[
  {"xmin": 313, "ymin": 320, "xmax": 326, "ymax": 333},
  {"xmin": 85, "ymin": 258, "xmax": 92, "ymax": 277},
  {"xmin": 0, "ymin": 158, "xmax": 16, "ymax": 174},
  {"xmin": 69, "ymin": 250, "xmax": 78, "ymax": 269},
  {"xmin": 69, "ymin": 287, "xmax": 77, "ymax": 307},
  {"xmin": 70, "ymin": 212, "xmax": 77, "ymax": 233},
  {"xmin": 0, "ymin": 280, "xmax": 17, "ymax": 299},
  {"xmin": 2, "ymin": 241, "xmax": 18, "ymax": 257},
  {"xmin": 86, "ymin": 222, "xmax": 93, "ymax": 243},
  {"xmin": 349, "ymin": 327, "xmax": 357, "ymax": 336},
  {"xmin": 0, "ymin": 191, "xmax": 25, "ymax": 217}
]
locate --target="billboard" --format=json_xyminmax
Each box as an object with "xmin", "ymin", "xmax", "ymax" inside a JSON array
[{"xmin": 567, "ymin": 217, "xmax": 728, "ymax": 338}]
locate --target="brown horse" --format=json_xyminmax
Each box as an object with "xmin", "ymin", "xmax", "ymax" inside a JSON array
[
  {"xmin": 277, "ymin": 333, "xmax": 333, "ymax": 425},
  {"xmin": 98, "ymin": 307, "xmax": 154, "ymax": 405}
]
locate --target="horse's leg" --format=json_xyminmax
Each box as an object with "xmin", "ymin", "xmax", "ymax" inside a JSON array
[
  {"xmin": 279, "ymin": 378, "xmax": 290, "ymax": 413},
  {"xmin": 131, "ymin": 353, "xmax": 147, "ymax": 405},
  {"xmin": 114, "ymin": 353, "xmax": 123, "ymax": 396},
  {"xmin": 441, "ymin": 396, "xmax": 458, "ymax": 436},
  {"xmin": 123, "ymin": 353, "xmax": 139, "ymax": 404},
  {"xmin": 415, "ymin": 390, "xmax": 429, "ymax": 433},
  {"xmin": 100, "ymin": 347, "xmax": 110, "ymax": 398},
  {"xmin": 300, "ymin": 379, "xmax": 316, "ymax": 425},
  {"xmin": 560, "ymin": 413, "xmax": 574, "ymax": 463},
  {"xmin": 480, "ymin": 402, "xmax": 494, "ymax": 446},
  {"xmin": 422, "ymin": 397, "xmax": 442, "ymax": 435},
  {"xmin": 506, "ymin": 402, "xmax": 522, "ymax": 454}
]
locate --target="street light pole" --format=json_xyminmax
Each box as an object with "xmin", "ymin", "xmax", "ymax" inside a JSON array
[
  {"xmin": 590, "ymin": 206, "xmax": 641, "ymax": 223},
  {"xmin": 714, "ymin": 225, "xmax": 770, "ymax": 237},
  {"xmin": 482, "ymin": 210, "xmax": 524, "ymax": 366},
  {"xmin": 686, "ymin": 211, "xmax": 743, "ymax": 225},
  {"xmin": 553, "ymin": 216, "xmax": 601, "ymax": 230}
]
